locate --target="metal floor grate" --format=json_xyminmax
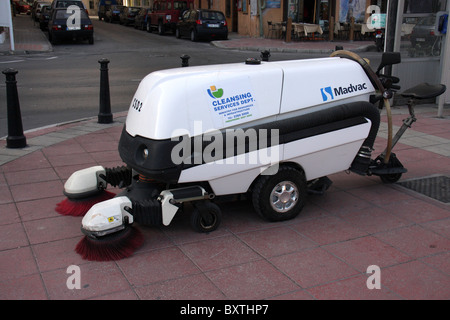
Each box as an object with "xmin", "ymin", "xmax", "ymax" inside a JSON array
[{"xmin": 398, "ymin": 176, "xmax": 450, "ymax": 203}]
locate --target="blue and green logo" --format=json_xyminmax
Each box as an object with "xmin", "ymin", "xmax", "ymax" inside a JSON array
[{"xmin": 207, "ymin": 86, "xmax": 224, "ymax": 99}]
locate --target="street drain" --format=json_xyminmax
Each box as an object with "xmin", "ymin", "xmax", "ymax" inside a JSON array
[{"xmin": 398, "ymin": 176, "xmax": 450, "ymax": 203}]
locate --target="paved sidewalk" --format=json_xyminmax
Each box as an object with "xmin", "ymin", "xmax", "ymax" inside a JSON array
[
  {"xmin": 212, "ymin": 35, "xmax": 376, "ymax": 54},
  {"xmin": 0, "ymin": 12, "xmax": 449, "ymax": 302},
  {"xmin": 0, "ymin": 14, "xmax": 52, "ymax": 54}
]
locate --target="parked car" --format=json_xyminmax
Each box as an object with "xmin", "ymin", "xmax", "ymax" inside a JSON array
[
  {"xmin": 38, "ymin": 4, "xmax": 52, "ymax": 30},
  {"xmin": 147, "ymin": 0, "xmax": 194, "ymax": 35},
  {"xmin": 105, "ymin": 5, "xmax": 124, "ymax": 23},
  {"xmin": 98, "ymin": 0, "xmax": 119, "ymax": 21},
  {"xmin": 13, "ymin": 1, "xmax": 31, "ymax": 14},
  {"xmin": 48, "ymin": 8, "xmax": 94, "ymax": 44},
  {"xmin": 50, "ymin": 0, "xmax": 88, "ymax": 15},
  {"xmin": 134, "ymin": 7, "xmax": 150, "ymax": 30},
  {"xmin": 31, "ymin": 1, "xmax": 51, "ymax": 21},
  {"xmin": 410, "ymin": 15, "xmax": 437, "ymax": 47},
  {"xmin": 119, "ymin": 6, "xmax": 141, "ymax": 26},
  {"xmin": 175, "ymin": 9, "xmax": 228, "ymax": 41}
]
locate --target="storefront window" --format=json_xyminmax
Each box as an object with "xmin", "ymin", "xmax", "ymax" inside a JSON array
[
  {"xmin": 402, "ymin": 0, "xmax": 447, "ymax": 57},
  {"xmin": 339, "ymin": 0, "xmax": 366, "ymax": 23},
  {"xmin": 287, "ymin": 0, "xmax": 329, "ymax": 30}
]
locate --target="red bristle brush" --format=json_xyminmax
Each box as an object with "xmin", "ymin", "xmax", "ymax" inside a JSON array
[
  {"xmin": 55, "ymin": 190, "xmax": 116, "ymax": 216},
  {"xmin": 75, "ymin": 226, "xmax": 144, "ymax": 261}
]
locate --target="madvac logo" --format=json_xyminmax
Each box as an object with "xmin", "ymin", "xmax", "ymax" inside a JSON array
[
  {"xmin": 321, "ymin": 82, "xmax": 368, "ymax": 102},
  {"xmin": 207, "ymin": 86, "xmax": 224, "ymax": 99},
  {"xmin": 320, "ymin": 87, "xmax": 334, "ymax": 102}
]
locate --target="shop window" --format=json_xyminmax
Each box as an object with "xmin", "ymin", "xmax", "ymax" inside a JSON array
[{"xmin": 402, "ymin": 0, "xmax": 447, "ymax": 58}]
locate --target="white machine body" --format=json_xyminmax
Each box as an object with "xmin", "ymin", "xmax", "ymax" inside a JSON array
[
  {"xmin": 126, "ymin": 57, "xmax": 374, "ymax": 139},
  {"xmin": 78, "ymin": 57, "xmax": 379, "ymax": 234},
  {"xmin": 123, "ymin": 57, "xmax": 375, "ymax": 195}
]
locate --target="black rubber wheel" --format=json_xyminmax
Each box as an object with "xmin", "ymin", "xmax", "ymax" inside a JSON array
[
  {"xmin": 252, "ymin": 165, "xmax": 307, "ymax": 222},
  {"xmin": 380, "ymin": 173, "xmax": 402, "ymax": 184},
  {"xmin": 190, "ymin": 202, "xmax": 222, "ymax": 233},
  {"xmin": 376, "ymin": 153, "xmax": 404, "ymax": 184}
]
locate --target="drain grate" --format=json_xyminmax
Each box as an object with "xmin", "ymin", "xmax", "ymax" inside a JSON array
[{"xmin": 398, "ymin": 176, "xmax": 450, "ymax": 203}]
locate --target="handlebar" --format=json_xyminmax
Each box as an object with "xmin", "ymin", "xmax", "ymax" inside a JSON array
[{"xmin": 378, "ymin": 75, "xmax": 401, "ymax": 92}]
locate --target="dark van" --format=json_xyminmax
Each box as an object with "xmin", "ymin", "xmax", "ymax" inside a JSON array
[{"xmin": 97, "ymin": 0, "xmax": 118, "ymax": 21}]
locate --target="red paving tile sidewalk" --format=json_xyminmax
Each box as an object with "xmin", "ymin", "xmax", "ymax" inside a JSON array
[{"xmin": 0, "ymin": 104, "xmax": 449, "ymax": 301}]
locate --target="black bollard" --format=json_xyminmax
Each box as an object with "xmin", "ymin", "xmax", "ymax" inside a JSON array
[
  {"xmin": 260, "ymin": 50, "xmax": 271, "ymax": 62},
  {"xmin": 98, "ymin": 58, "xmax": 113, "ymax": 124},
  {"xmin": 2, "ymin": 68, "xmax": 27, "ymax": 149},
  {"xmin": 180, "ymin": 54, "xmax": 190, "ymax": 67}
]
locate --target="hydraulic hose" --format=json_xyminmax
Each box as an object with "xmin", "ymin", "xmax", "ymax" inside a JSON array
[{"xmin": 330, "ymin": 50, "xmax": 393, "ymax": 164}]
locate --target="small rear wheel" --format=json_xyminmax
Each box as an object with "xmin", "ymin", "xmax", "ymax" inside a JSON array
[{"xmin": 190, "ymin": 201, "xmax": 222, "ymax": 233}]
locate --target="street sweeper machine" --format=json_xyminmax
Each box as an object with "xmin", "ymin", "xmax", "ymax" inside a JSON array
[{"xmin": 56, "ymin": 50, "xmax": 446, "ymax": 261}]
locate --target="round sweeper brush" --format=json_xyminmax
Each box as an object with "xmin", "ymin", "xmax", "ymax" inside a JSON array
[
  {"xmin": 75, "ymin": 226, "xmax": 144, "ymax": 261},
  {"xmin": 55, "ymin": 190, "xmax": 116, "ymax": 217}
]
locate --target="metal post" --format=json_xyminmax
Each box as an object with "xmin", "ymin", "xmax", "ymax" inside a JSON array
[
  {"xmin": 260, "ymin": 50, "xmax": 271, "ymax": 62},
  {"xmin": 180, "ymin": 54, "xmax": 190, "ymax": 67},
  {"xmin": 2, "ymin": 68, "xmax": 26, "ymax": 148},
  {"xmin": 98, "ymin": 58, "xmax": 113, "ymax": 124},
  {"xmin": 438, "ymin": 0, "xmax": 450, "ymax": 117}
]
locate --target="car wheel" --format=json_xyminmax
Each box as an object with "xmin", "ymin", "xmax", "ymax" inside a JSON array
[
  {"xmin": 252, "ymin": 165, "xmax": 307, "ymax": 222},
  {"xmin": 190, "ymin": 29, "xmax": 197, "ymax": 42},
  {"xmin": 175, "ymin": 27, "xmax": 181, "ymax": 38},
  {"xmin": 88, "ymin": 35, "xmax": 94, "ymax": 45}
]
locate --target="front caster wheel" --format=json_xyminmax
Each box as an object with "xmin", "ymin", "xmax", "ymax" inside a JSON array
[
  {"xmin": 252, "ymin": 165, "xmax": 307, "ymax": 222},
  {"xmin": 190, "ymin": 201, "xmax": 222, "ymax": 233}
]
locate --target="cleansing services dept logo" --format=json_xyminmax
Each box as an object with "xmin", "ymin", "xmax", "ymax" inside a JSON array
[{"xmin": 207, "ymin": 86, "xmax": 224, "ymax": 99}]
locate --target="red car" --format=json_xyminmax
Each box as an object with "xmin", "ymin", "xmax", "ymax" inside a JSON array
[{"xmin": 14, "ymin": 1, "xmax": 31, "ymax": 14}]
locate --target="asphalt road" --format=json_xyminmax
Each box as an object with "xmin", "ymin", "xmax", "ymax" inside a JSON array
[{"xmin": 0, "ymin": 15, "xmax": 381, "ymax": 138}]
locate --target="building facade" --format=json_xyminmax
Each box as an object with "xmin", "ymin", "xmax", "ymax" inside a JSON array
[{"xmin": 84, "ymin": 0, "xmax": 445, "ymax": 40}]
